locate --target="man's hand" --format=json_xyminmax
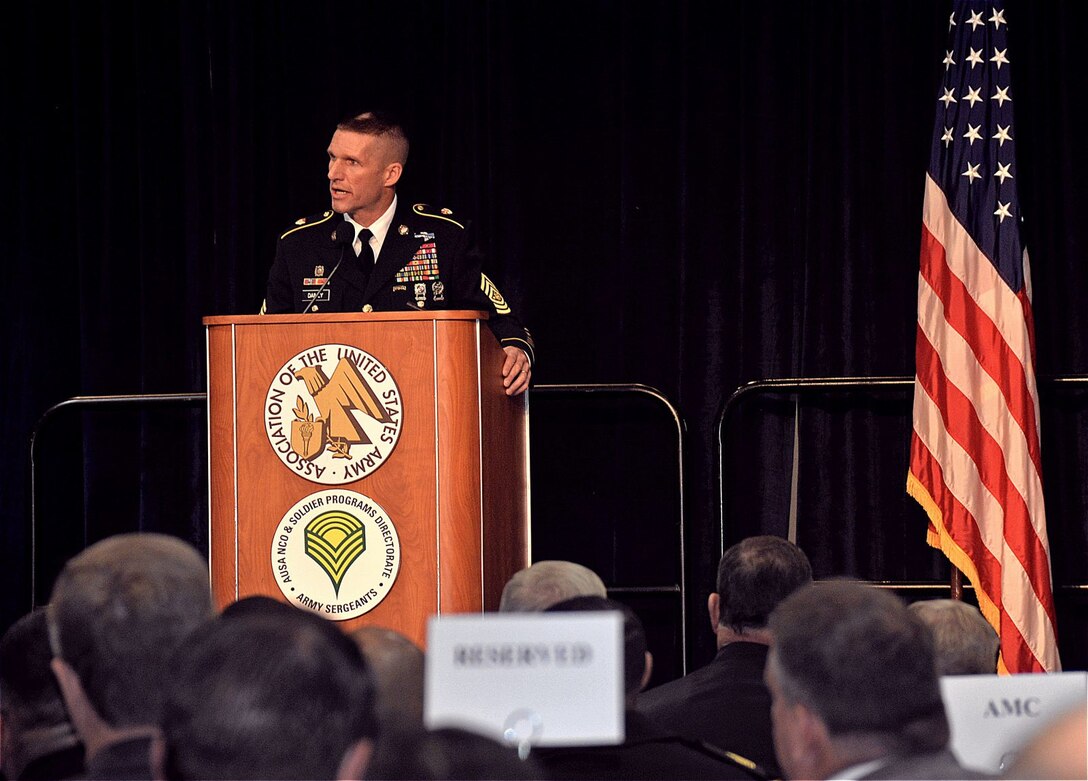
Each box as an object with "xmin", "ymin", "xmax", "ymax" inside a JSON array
[{"xmin": 501, "ymin": 346, "xmax": 532, "ymax": 396}]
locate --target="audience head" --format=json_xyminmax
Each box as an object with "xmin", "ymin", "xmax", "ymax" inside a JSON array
[
  {"xmin": 220, "ymin": 594, "xmax": 296, "ymax": 620},
  {"xmin": 47, "ymin": 533, "xmax": 212, "ymax": 731},
  {"xmin": 545, "ymin": 595, "xmax": 650, "ymax": 700},
  {"xmin": 0, "ymin": 609, "xmax": 82, "ymax": 779},
  {"xmin": 1005, "ymin": 704, "xmax": 1088, "ymax": 780},
  {"xmin": 766, "ymin": 580, "xmax": 949, "ymax": 780},
  {"xmin": 366, "ymin": 726, "xmax": 544, "ymax": 780},
  {"xmin": 158, "ymin": 608, "xmax": 378, "ymax": 780},
  {"xmin": 349, "ymin": 625, "xmax": 426, "ymax": 730},
  {"xmin": 499, "ymin": 561, "xmax": 607, "ymax": 613},
  {"xmin": 908, "ymin": 598, "xmax": 998, "ymax": 676},
  {"xmin": 712, "ymin": 535, "xmax": 812, "ymax": 640}
]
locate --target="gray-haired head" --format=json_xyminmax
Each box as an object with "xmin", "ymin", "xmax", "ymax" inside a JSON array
[
  {"xmin": 498, "ymin": 561, "xmax": 607, "ymax": 613},
  {"xmin": 908, "ymin": 599, "xmax": 999, "ymax": 676},
  {"xmin": 48, "ymin": 533, "xmax": 213, "ymax": 727}
]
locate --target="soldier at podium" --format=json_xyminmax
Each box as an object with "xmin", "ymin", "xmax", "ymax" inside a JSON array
[{"xmin": 261, "ymin": 111, "xmax": 534, "ymax": 396}]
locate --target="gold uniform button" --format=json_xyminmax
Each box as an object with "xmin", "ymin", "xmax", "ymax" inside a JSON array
[
  {"xmin": 362, "ymin": 304, "xmax": 373, "ymax": 313},
  {"xmin": 311, "ymin": 305, "xmax": 319, "ymax": 312}
]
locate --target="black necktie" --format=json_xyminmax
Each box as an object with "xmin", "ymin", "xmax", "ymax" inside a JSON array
[{"xmin": 356, "ymin": 228, "xmax": 374, "ymax": 268}]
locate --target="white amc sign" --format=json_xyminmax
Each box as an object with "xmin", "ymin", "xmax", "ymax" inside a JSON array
[{"xmin": 941, "ymin": 671, "xmax": 1087, "ymax": 773}]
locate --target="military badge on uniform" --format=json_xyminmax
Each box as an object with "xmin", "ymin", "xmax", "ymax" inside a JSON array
[
  {"xmin": 315, "ymin": 265, "xmax": 325, "ymax": 276},
  {"xmin": 432, "ymin": 281, "xmax": 445, "ymax": 301},
  {"xmin": 295, "ymin": 217, "xmax": 308, "ymax": 225},
  {"xmin": 414, "ymin": 231, "xmax": 435, "ymax": 241},
  {"xmin": 480, "ymin": 274, "xmax": 512, "ymax": 315},
  {"xmin": 395, "ymin": 242, "xmax": 440, "ymax": 283},
  {"xmin": 412, "ymin": 203, "xmax": 465, "ymax": 229},
  {"xmin": 414, "ymin": 283, "xmax": 427, "ymax": 308}
]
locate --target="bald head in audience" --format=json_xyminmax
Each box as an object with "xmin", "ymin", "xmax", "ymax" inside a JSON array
[
  {"xmin": 908, "ymin": 599, "xmax": 998, "ymax": 676},
  {"xmin": 498, "ymin": 561, "xmax": 607, "ymax": 612}
]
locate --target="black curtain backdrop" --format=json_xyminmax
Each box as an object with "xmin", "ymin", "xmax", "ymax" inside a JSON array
[{"xmin": 5, "ymin": 1, "xmax": 1088, "ymax": 670}]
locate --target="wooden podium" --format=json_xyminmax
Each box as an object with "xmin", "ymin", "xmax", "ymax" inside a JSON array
[{"xmin": 204, "ymin": 311, "xmax": 529, "ymax": 645}]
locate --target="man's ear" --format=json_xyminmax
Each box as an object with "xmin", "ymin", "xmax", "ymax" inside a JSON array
[
  {"xmin": 50, "ymin": 658, "xmax": 110, "ymax": 756},
  {"xmin": 150, "ymin": 734, "xmax": 169, "ymax": 781},
  {"xmin": 707, "ymin": 593, "xmax": 721, "ymax": 633},
  {"xmin": 383, "ymin": 162, "xmax": 403, "ymax": 188},
  {"xmin": 790, "ymin": 700, "xmax": 833, "ymax": 774},
  {"xmin": 640, "ymin": 651, "xmax": 654, "ymax": 692},
  {"xmin": 50, "ymin": 658, "xmax": 89, "ymax": 726},
  {"xmin": 336, "ymin": 738, "xmax": 374, "ymax": 781}
]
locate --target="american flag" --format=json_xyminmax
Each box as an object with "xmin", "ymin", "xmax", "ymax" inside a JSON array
[{"xmin": 907, "ymin": 1, "xmax": 1059, "ymax": 673}]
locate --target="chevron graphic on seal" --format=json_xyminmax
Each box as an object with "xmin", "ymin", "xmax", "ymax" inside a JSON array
[{"xmin": 304, "ymin": 511, "xmax": 366, "ymax": 596}]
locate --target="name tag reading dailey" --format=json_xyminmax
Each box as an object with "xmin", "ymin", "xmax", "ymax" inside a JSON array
[{"xmin": 424, "ymin": 612, "xmax": 624, "ymax": 747}]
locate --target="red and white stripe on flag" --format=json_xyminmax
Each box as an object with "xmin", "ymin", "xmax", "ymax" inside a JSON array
[{"xmin": 908, "ymin": 1, "xmax": 1059, "ymax": 674}]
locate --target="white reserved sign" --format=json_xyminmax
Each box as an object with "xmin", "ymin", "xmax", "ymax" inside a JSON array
[
  {"xmin": 425, "ymin": 612, "xmax": 624, "ymax": 747},
  {"xmin": 941, "ymin": 671, "xmax": 1088, "ymax": 773}
]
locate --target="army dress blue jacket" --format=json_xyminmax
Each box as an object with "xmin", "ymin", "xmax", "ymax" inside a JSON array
[{"xmin": 262, "ymin": 200, "xmax": 535, "ymax": 365}]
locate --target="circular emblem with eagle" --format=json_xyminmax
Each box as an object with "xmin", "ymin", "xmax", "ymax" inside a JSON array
[{"xmin": 263, "ymin": 344, "xmax": 403, "ymax": 484}]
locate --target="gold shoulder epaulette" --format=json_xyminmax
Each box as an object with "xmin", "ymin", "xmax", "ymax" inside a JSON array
[
  {"xmin": 280, "ymin": 210, "xmax": 334, "ymax": 240},
  {"xmin": 412, "ymin": 203, "xmax": 465, "ymax": 230}
]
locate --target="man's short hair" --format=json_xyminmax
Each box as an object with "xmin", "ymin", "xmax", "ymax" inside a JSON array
[
  {"xmin": 366, "ymin": 726, "xmax": 544, "ymax": 780},
  {"xmin": 908, "ymin": 599, "xmax": 999, "ymax": 676},
  {"xmin": 47, "ymin": 533, "xmax": 212, "ymax": 727},
  {"xmin": 716, "ymin": 535, "xmax": 812, "ymax": 632},
  {"xmin": 546, "ymin": 595, "xmax": 646, "ymax": 696},
  {"xmin": 499, "ymin": 561, "xmax": 607, "ymax": 613},
  {"xmin": 160, "ymin": 609, "xmax": 378, "ymax": 780},
  {"xmin": 768, "ymin": 580, "xmax": 949, "ymax": 754},
  {"xmin": 349, "ymin": 626, "xmax": 425, "ymax": 729},
  {"xmin": 337, "ymin": 110, "xmax": 409, "ymax": 165}
]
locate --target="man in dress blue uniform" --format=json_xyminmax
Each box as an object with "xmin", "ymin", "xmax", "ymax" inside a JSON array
[{"xmin": 262, "ymin": 111, "xmax": 534, "ymax": 396}]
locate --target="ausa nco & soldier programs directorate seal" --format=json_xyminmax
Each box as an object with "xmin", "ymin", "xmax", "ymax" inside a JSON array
[
  {"xmin": 264, "ymin": 343, "xmax": 403, "ymax": 484},
  {"xmin": 270, "ymin": 489, "xmax": 402, "ymax": 620}
]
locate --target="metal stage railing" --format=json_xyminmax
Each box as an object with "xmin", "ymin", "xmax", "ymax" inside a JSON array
[
  {"xmin": 530, "ymin": 383, "xmax": 688, "ymax": 673},
  {"xmin": 716, "ymin": 374, "xmax": 1088, "ymax": 592},
  {"xmin": 28, "ymin": 393, "xmax": 208, "ymax": 606},
  {"xmin": 28, "ymin": 384, "xmax": 690, "ymax": 660}
]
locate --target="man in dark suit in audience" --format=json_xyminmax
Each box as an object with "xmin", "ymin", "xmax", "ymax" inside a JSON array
[
  {"xmin": 765, "ymin": 580, "xmax": 986, "ymax": 780},
  {"xmin": 47, "ymin": 534, "xmax": 213, "ymax": 781},
  {"xmin": 155, "ymin": 607, "xmax": 378, "ymax": 780},
  {"xmin": 536, "ymin": 596, "xmax": 765, "ymax": 780},
  {"xmin": 639, "ymin": 535, "xmax": 812, "ymax": 777},
  {"xmin": 1, "ymin": 609, "xmax": 84, "ymax": 780}
]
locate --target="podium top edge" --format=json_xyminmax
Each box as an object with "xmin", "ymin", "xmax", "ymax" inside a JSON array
[{"xmin": 203, "ymin": 310, "xmax": 489, "ymax": 326}]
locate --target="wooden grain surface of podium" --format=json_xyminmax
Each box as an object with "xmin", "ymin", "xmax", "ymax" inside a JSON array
[{"xmin": 204, "ymin": 311, "xmax": 529, "ymax": 645}]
